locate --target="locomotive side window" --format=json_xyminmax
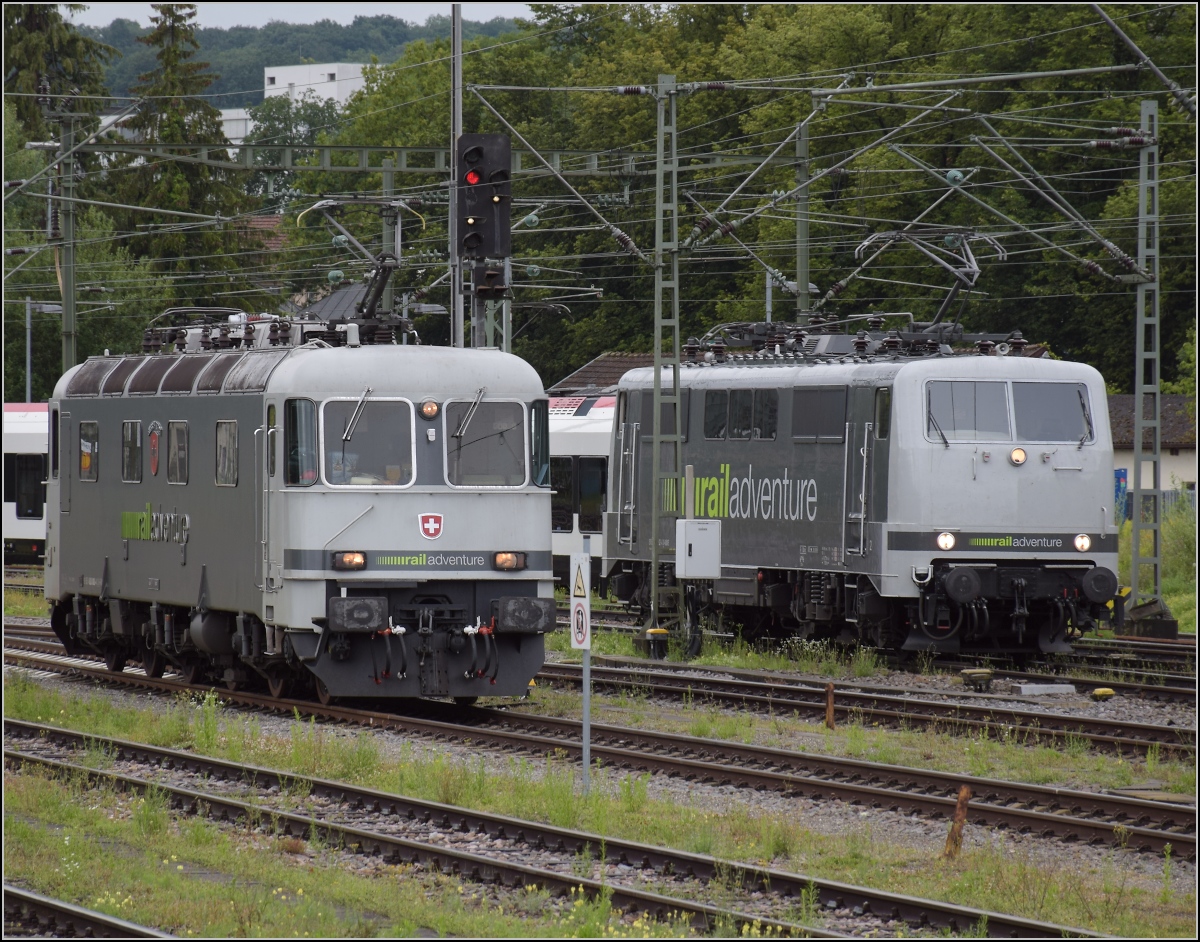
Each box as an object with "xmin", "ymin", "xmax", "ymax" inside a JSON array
[
  {"xmin": 51, "ymin": 409, "xmax": 59, "ymax": 478},
  {"xmin": 322, "ymin": 399, "xmax": 414, "ymax": 486},
  {"xmin": 167, "ymin": 421, "xmax": 189, "ymax": 484},
  {"xmin": 445, "ymin": 401, "xmax": 526, "ymax": 487},
  {"xmin": 926, "ymin": 381, "xmax": 1010, "ymax": 442},
  {"xmin": 267, "ymin": 404, "xmax": 277, "ymax": 477},
  {"xmin": 729, "ymin": 390, "xmax": 754, "ymax": 440},
  {"xmin": 1013, "ymin": 382, "xmax": 1093, "ymax": 443},
  {"xmin": 792, "ymin": 386, "xmax": 846, "ymax": 441},
  {"xmin": 79, "ymin": 422, "xmax": 99, "ymax": 482},
  {"xmin": 752, "ymin": 390, "xmax": 778, "ymax": 441},
  {"xmin": 121, "ymin": 421, "xmax": 142, "ymax": 483},
  {"xmin": 215, "ymin": 421, "xmax": 238, "ymax": 486},
  {"xmin": 578, "ymin": 456, "xmax": 607, "ymax": 533},
  {"xmin": 531, "ymin": 399, "xmax": 551, "ymax": 487},
  {"xmin": 551, "ymin": 456, "xmax": 574, "ymax": 532},
  {"xmin": 285, "ymin": 399, "xmax": 318, "ymax": 486},
  {"xmin": 704, "ymin": 390, "xmax": 728, "ymax": 439},
  {"xmin": 874, "ymin": 388, "xmax": 892, "ymax": 439}
]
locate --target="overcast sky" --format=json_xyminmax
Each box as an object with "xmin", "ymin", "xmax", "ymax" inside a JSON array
[{"xmin": 66, "ymin": 3, "xmax": 535, "ymax": 30}]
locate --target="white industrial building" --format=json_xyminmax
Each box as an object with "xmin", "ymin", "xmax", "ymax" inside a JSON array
[{"xmin": 263, "ymin": 63, "xmax": 365, "ymax": 107}]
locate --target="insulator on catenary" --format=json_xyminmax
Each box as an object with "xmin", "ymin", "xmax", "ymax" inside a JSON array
[
  {"xmin": 697, "ymin": 82, "xmax": 727, "ymax": 91},
  {"xmin": 611, "ymin": 227, "xmax": 637, "ymax": 255},
  {"xmin": 1105, "ymin": 127, "xmax": 1139, "ymax": 136},
  {"xmin": 828, "ymin": 280, "xmax": 847, "ymax": 297},
  {"xmin": 1119, "ymin": 136, "xmax": 1155, "ymax": 147},
  {"xmin": 618, "ymin": 86, "xmax": 650, "ymax": 96},
  {"xmin": 718, "ymin": 219, "xmax": 740, "ymax": 236},
  {"xmin": 1081, "ymin": 260, "xmax": 1104, "ymax": 276},
  {"xmin": 687, "ymin": 214, "xmax": 717, "ymax": 243}
]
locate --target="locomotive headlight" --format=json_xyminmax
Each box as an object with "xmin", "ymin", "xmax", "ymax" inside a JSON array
[
  {"xmin": 420, "ymin": 400, "xmax": 440, "ymax": 420},
  {"xmin": 332, "ymin": 551, "xmax": 367, "ymax": 571},
  {"xmin": 1009, "ymin": 447, "xmax": 1027, "ymax": 466},
  {"xmin": 936, "ymin": 531, "xmax": 956, "ymax": 551},
  {"xmin": 1074, "ymin": 533, "xmax": 1092, "ymax": 552},
  {"xmin": 493, "ymin": 551, "xmax": 527, "ymax": 571}
]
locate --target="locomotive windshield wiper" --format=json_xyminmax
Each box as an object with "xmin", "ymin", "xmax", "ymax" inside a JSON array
[
  {"xmin": 927, "ymin": 410, "xmax": 950, "ymax": 448},
  {"xmin": 454, "ymin": 387, "xmax": 487, "ymax": 441},
  {"xmin": 343, "ymin": 386, "xmax": 373, "ymax": 443},
  {"xmin": 1077, "ymin": 388, "xmax": 1093, "ymax": 449}
]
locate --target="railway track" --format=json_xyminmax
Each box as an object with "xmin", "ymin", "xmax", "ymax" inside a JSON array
[
  {"xmin": 3, "ymin": 884, "xmax": 174, "ymax": 938},
  {"xmin": 536, "ymin": 661, "xmax": 1196, "ymax": 757},
  {"xmin": 5, "ymin": 644, "xmax": 1193, "ymax": 861},
  {"xmin": 3, "ymin": 720, "xmax": 1104, "ymax": 939}
]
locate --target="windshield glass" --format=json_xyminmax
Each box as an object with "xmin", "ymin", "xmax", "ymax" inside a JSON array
[
  {"xmin": 445, "ymin": 401, "xmax": 526, "ymax": 486},
  {"xmin": 1013, "ymin": 382, "xmax": 1093, "ymax": 442},
  {"xmin": 927, "ymin": 381, "xmax": 1010, "ymax": 442},
  {"xmin": 322, "ymin": 399, "xmax": 414, "ymax": 486}
]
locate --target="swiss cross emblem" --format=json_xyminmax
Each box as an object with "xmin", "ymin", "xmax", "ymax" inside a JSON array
[
  {"xmin": 418, "ymin": 513, "xmax": 443, "ymax": 540},
  {"xmin": 148, "ymin": 421, "xmax": 162, "ymax": 476}
]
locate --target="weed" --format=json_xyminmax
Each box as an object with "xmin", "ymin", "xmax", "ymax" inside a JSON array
[
  {"xmin": 1160, "ymin": 843, "xmax": 1173, "ymax": 904},
  {"xmin": 193, "ymin": 691, "xmax": 221, "ymax": 752},
  {"xmin": 131, "ymin": 787, "xmax": 168, "ymax": 839},
  {"xmin": 618, "ymin": 773, "xmax": 649, "ymax": 814},
  {"xmin": 1145, "ymin": 742, "xmax": 1162, "ymax": 777}
]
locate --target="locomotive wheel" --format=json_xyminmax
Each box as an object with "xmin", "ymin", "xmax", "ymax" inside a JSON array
[
  {"xmin": 453, "ymin": 696, "xmax": 479, "ymax": 707},
  {"xmin": 225, "ymin": 676, "xmax": 241, "ymax": 692},
  {"xmin": 178, "ymin": 661, "xmax": 204, "ymax": 685},
  {"xmin": 141, "ymin": 647, "xmax": 166, "ymax": 679},
  {"xmin": 266, "ymin": 673, "xmax": 291, "ymax": 699},
  {"xmin": 314, "ymin": 678, "xmax": 336, "ymax": 706},
  {"xmin": 104, "ymin": 648, "xmax": 126, "ymax": 673}
]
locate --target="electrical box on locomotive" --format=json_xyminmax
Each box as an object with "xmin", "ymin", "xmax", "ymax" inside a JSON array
[
  {"xmin": 604, "ymin": 322, "xmax": 1123, "ymax": 655},
  {"xmin": 45, "ymin": 322, "xmax": 556, "ymax": 702}
]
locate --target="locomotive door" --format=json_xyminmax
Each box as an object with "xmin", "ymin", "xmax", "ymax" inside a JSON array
[
  {"xmin": 261, "ymin": 400, "xmax": 280, "ymax": 592},
  {"xmin": 614, "ymin": 392, "xmax": 639, "ymax": 545},
  {"xmin": 843, "ymin": 387, "xmax": 874, "ymax": 559},
  {"xmin": 59, "ymin": 411, "xmax": 71, "ymax": 514}
]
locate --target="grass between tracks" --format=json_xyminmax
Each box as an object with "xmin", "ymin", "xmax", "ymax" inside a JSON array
[
  {"xmin": 4, "ymin": 674, "xmax": 1195, "ymax": 937},
  {"xmin": 1118, "ymin": 498, "xmax": 1197, "ymax": 635},
  {"xmin": 4, "ymin": 585, "xmax": 48, "ymax": 618}
]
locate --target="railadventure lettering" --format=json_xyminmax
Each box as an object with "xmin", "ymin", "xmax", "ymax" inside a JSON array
[
  {"xmin": 968, "ymin": 536, "xmax": 1064, "ymax": 548},
  {"xmin": 120, "ymin": 504, "xmax": 190, "ymax": 544},
  {"xmin": 376, "ymin": 553, "xmax": 487, "ymax": 567},
  {"xmin": 693, "ymin": 463, "xmax": 818, "ymax": 522}
]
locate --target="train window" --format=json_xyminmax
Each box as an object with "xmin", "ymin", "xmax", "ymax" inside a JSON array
[
  {"xmin": 128, "ymin": 357, "xmax": 176, "ymax": 394},
  {"xmin": 267, "ymin": 404, "xmax": 277, "ymax": 477},
  {"xmin": 285, "ymin": 399, "xmax": 318, "ymax": 486},
  {"xmin": 196, "ymin": 353, "xmax": 241, "ymax": 393},
  {"xmin": 161, "ymin": 355, "xmax": 209, "ymax": 393},
  {"xmin": 445, "ymin": 401, "xmax": 526, "ymax": 487},
  {"xmin": 1012, "ymin": 383, "xmax": 1093, "ymax": 443},
  {"xmin": 51, "ymin": 410, "xmax": 59, "ymax": 478},
  {"xmin": 65, "ymin": 358, "xmax": 118, "ymax": 397},
  {"xmin": 551, "ymin": 456, "xmax": 574, "ymax": 532},
  {"xmin": 701, "ymin": 393, "xmax": 718, "ymax": 438},
  {"xmin": 578, "ymin": 457, "xmax": 607, "ymax": 533},
  {"xmin": 322, "ymin": 399, "xmax": 414, "ymax": 487},
  {"xmin": 79, "ymin": 422, "xmax": 99, "ymax": 482},
  {"xmin": 792, "ymin": 386, "xmax": 846, "ymax": 441},
  {"xmin": 874, "ymin": 388, "xmax": 892, "ymax": 440},
  {"xmin": 531, "ymin": 400, "xmax": 551, "ymax": 487},
  {"xmin": 725, "ymin": 390, "xmax": 750, "ymax": 439},
  {"xmin": 215, "ymin": 421, "xmax": 238, "ymax": 486},
  {"xmin": 752, "ymin": 390, "xmax": 778, "ymax": 441},
  {"xmin": 121, "ymin": 421, "xmax": 142, "ymax": 483},
  {"xmin": 102, "ymin": 357, "xmax": 144, "ymax": 395},
  {"xmin": 4, "ymin": 454, "xmax": 45, "ymax": 519},
  {"xmin": 926, "ymin": 381, "xmax": 1010, "ymax": 442},
  {"xmin": 167, "ymin": 421, "xmax": 189, "ymax": 484}
]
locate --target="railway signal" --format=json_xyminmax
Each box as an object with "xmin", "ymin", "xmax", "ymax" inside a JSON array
[{"xmin": 456, "ymin": 133, "xmax": 511, "ymax": 261}]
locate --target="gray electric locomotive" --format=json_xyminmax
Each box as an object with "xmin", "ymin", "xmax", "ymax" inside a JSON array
[
  {"xmin": 604, "ymin": 324, "xmax": 1123, "ymax": 654},
  {"xmin": 45, "ymin": 329, "xmax": 555, "ymax": 702}
]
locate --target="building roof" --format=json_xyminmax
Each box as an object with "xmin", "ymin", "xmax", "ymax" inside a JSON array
[
  {"xmin": 1108, "ymin": 394, "xmax": 1195, "ymax": 449},
  {"xmin": 549, "ymin": 352, "xmax": 657, "ymax": 395},
  {"xmin": 243, "ymin": 215, "xmax": 286, "ymax": 253}
]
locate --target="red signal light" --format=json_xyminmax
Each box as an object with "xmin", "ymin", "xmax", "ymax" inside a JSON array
[{"xmin": 464, "ymin": 169, "xmax": 482, "ymax": 185}]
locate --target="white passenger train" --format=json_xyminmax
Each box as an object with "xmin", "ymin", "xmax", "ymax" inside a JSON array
[
  {"xmin": 549, "ymin": 395, "xmax": 615, "ymax": 590},
  {"xmin": 3, "ymin": 403, "xmax": 49, "ymax": 563}
]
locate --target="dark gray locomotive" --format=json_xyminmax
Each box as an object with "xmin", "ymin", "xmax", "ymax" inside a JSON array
[
  {"xmin": 45, "ymin": 317, "xmax": 555, "ymax": 702},
  {"xmin": 604, "ymin": 324, "xmax": 1123, "ymax": 654}
]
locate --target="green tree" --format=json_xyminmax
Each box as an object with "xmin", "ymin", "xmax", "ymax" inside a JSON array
[
  {"xmin": 243, "ymin": 91, "xmax": 342, "ymax": 198},
  {"xmin": 3, "ymin": 3, "xmax": 118, "ymax": 138},
  {"xmin": 112, "ymin": 3, "xmax": 269, "ymax": 310}
]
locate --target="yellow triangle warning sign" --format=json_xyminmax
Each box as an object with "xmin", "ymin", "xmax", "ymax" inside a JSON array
[{"xmin": 573, "ymin": 565, "xmax": 587, "ymax": 598}]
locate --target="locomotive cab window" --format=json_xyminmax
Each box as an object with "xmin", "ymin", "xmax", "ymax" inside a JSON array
[
  {"xmin": 926, "ymin": 381, "xmax": 1010, "ymax": 442},
  {"xmin": 167, "ymin": 421, "xmax": 189, "ymax": 484},
  {"xmin": 792, "ymin": 386, "xmax": 847, "ymax": 442},
  {"xmin": 445, "ymin": 400, "xmax": 526, "ymax": 487},
  {"xmin": 322, "ymin": 398, "xmax": 414, "ymax": 487},
  {"xmin": 121, "ymin": 421, "xmax": 142, "ymax": 483},
  {"xmin": 874, "ymin": 388, "xmax": 892, "ymax": 439},
  {"xmin": 1013, "ymin": 382, "xmax": 1093, "ymax": 443},
  {"xmin": 531, "ymin": 400, "xmax": 550, "ymax": 487},
  {"xmin": 285, "ymin": 399, "xmax": 318, "ymax": 486},
  {"xmin": 215, "ymin": 421, "xmax": 238, "ymax": 486},
  {"xmin": 79, "ymin": 422, "xmax": 99, "ymax": 482}
]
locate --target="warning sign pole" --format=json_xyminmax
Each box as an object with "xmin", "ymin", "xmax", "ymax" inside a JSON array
[{"xmin": 570, "ymin": 545, "xmax": 592, "ymax": 794}]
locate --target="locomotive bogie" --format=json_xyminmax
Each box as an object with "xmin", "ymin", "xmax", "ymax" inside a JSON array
[
  {"xmin": 604, "ymin": 351, "xmax": 1121, "ymax": 653},
  {"xmin": 45, "ymin": 344, "xmax": 556, "ymax": 699}
]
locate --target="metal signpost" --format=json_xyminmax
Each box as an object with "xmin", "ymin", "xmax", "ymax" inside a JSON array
[{"xmin": 570, "ymin": 545, "xmax": 592, "ymax": 793}]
